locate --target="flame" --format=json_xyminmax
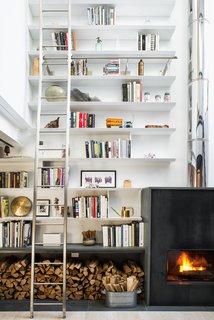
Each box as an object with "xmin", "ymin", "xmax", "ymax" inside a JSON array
[{"xmin": 177, "ymin": 253, "xmax": 207, "ymax": 273}]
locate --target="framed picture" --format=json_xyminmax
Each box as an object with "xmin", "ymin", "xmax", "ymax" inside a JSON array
[
  {"xmin": 81, "ymin": 170, "xmax": 116, "ymax": 188},
  {"xmin": 36, "ymin": 199, "xmax": 50, "ymax": 217}
]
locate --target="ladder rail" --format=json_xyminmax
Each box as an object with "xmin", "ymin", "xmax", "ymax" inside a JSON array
[
  {"xmin": 30, "ymin": 0, "xmax": 70, "ymax": 318},
  {"xmin": 62, "ymin": 0, "xmax": 72, "ymax": 317},
  {"xmin": 30, "ymin": 0, "xmax": 43, "ymax": 317}
]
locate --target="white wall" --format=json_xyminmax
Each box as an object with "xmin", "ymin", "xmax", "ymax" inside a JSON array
[
  {"xmin": 206, "ymin": 0, "xmax": 214, "ymax": 186},
  {"xmin": 0, "ymin": 0, "xmax": 31, "ymax": 123}
]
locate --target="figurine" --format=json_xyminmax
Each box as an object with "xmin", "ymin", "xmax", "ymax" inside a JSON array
[
  {"xmin": 123, "ymin": 121, "xmax": 133, "ymax": 128},
  {"xmin": 54, "ymin": 197, "xmax": 61, "ymax": 217},
  {"xmin": 45, "ymin": 117, "xmax": 59, "ymax": 128},
  {"xmin": 4, "ymin": 145, "xmax": 10, "ymax": 156}
]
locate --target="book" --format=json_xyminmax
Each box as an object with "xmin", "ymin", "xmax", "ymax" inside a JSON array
[
  {"xmin": 72, "ymin": 31, "xmax": 76, "ymax": 51},
  {"xmin": 0, "ymin": 196, "xmax": 9, "ymax": 217}
]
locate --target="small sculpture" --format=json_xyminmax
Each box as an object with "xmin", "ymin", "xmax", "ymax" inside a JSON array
[
  {"xmin": 123, "ymin": 179, "xmax": 132, "ymax": 188},
  {"xmin": 4, "ymin": 145, "xmax": 10, "ymax": 156},
  {"xmin": 123, "ymin": 121, "xmax": 133, "ymax": 128},
  {"xmin": 71, "ymin": 88, "xmax": 100, "ymax": 102},
  {"xmin": 45, "ymin": 117, "xmax": 59, "ymax": 128},
  {"xmin": 54, "ymin": 197, "xmax": 61, "ymax": 217}
]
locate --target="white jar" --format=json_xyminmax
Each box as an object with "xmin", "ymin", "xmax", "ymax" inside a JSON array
[
  {"xmin": 144, "ymin": 92, "xmax": 150, "ymax": 102},
  {"xmin": 155, "ymin": 95, "xmax": 161, "ymax": 102},
  {"xmin": 164, "ymin": 92, "xmax": 171, "ymax": 102}
]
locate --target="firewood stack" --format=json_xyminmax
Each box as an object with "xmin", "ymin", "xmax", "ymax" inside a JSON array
[
  {"xmin": 123, "ymin": 260, "xmax": 144, "ymax": 296},
  {"xmin": 0, "ymin": 256, "xmax": 31, "ymax": 300},
  {"xmin": 0, "ymin": 256, "xmax": 144, "ymax": 301}
]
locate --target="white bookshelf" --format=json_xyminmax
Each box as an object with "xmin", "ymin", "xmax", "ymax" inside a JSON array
[
  {"xmin": 29, "ymin": 101, "xmax": 176, "ymax": 112},
  {"xmin": 29, "ymin": 75, "xmax": 176, "ymax": 87}
]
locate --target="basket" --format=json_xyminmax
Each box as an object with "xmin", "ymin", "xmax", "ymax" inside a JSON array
[{"xmin": 105, "ymin": 290, "xmax": 137, "ymax": 308}]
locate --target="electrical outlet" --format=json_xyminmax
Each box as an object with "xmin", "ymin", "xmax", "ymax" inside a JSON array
[{"xmin": 71, "ymin": 252, "xmax": 79, "ymax": 258}]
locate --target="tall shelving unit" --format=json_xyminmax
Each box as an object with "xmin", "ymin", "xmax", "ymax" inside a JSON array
[{"xmin": 0, "ymin": 0, "xmax": 177, "ymax": 313}]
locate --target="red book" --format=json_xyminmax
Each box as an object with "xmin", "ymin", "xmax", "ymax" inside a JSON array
[
  {"xmin": 83, "ymin": 112, "xmax": 87, "ymax": 128},
  {"xmin": 92, "ymin": 197, "xmax": 96, "ymax": 218},
  {"xmin": 79, "ymin": 112, "xmax": 83, "ymax": 128}
]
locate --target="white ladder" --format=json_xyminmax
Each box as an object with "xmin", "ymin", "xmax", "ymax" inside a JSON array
[{"xmin": 30, "ymin": 0, "xmax": 71, "ymax": 318}]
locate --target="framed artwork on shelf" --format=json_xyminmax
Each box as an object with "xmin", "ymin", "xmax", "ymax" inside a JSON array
[
  {"xmin": 36, "ymin": 199, "xmax": 50, "ymax": 217},
  {"xmin": 81, "ymin": 170, "xmax": 116, "ymax": 188}
]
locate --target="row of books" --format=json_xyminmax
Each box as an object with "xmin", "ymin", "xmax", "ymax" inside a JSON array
[
  {"xmin": 71, "ymin": 59, "xmax": 88, "ymax": 76},
  {"xmin": 138, "ymin": 33, "xmax": 160, "ymax": 51},
  {"xmin": 41, "ymin": 168, "xmax": 65, "ymax": 187},
  {"xmin": 0, "ymin": 171, "xmax": 28, "ymax": 188},
  {"xmin": 87, "ymin": 6, "xmax": 116, "ymax": 25},
  {"xmin": 51, "ymin": 31, "xmax": 76, "ymax": 51},
  {"xmin": 85, "ymin": 139, "xmax": 131, "ymax": 158},
  {"xmin": 0, "ymin": 221, "xmax": 32, "ymax": 248},
  {"xmin": 122, "ymin": 82, "xmax": 143, "ymax": 102},
  {"xmin": 103, "ymin": 59, "xmax": 120, "ymax": 75},
  {"xmin": 102, "ymin": 221, "xmax": 144, "ymax": 247},
  {"xmin": 0, "ymin": 196, "xmax": 9, "ymax": 218},
  {"xmin": 72, "ymin": 195, "xmax": 108, "ymax": 218},
  {"xmin": 70, "ymin": 112, "xmax": 95, "ymax": 128}
]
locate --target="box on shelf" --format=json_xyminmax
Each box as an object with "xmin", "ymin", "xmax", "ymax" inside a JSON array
[{"xmin": 43, "ymin": 233, "xmax": 61, "ymax": 246}]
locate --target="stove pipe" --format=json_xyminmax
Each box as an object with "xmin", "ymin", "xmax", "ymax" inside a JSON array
[{"xmin": 188, "ymin": 0, "xmax": 209, "ymax": 187}]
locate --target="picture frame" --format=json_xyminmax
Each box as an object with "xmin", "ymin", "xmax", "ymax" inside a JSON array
[
  {"xmin": 36, "ymin": 199, "xmax": 50, "ymax": 217},
  {"xmin": 81, "ymin": 170, "xmax": 116, "ymax": 188}
]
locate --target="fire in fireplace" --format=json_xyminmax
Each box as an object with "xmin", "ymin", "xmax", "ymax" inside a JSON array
[{"xmin": 167, "ymin": 250, "xmax": 214, "ymax": 282}]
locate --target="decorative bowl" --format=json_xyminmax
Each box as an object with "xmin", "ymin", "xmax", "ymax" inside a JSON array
[
  {"xmin": 82, "ymin": 238, "xmax": 96, "ymax": 246},
  {"xmin": 45, "ymin": 85, "xmax": 66, "ymax": 102}
]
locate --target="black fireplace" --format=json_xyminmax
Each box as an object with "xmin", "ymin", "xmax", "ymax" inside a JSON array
[{"xmin": 142, "ymin": 188, "xmax": 214, "ymax": 306}]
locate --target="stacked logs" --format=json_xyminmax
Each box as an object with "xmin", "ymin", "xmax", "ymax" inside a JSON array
[
  {"xmin": 0, "ymin": 256, "xmax": 144, "ymax": 301},
  {"xmin": 0, "ymin": 256, "xmax": 31, "ymax": 300}
]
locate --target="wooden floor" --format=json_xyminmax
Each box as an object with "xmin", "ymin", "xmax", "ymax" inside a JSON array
[{"xmin": 1, "ymin": 312, "xmax": 214, "ymax": 320}]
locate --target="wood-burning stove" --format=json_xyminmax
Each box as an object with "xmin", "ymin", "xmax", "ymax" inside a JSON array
[{"xmin": 142, "ymin": 188, "xmax": 214, "ymax": 306}]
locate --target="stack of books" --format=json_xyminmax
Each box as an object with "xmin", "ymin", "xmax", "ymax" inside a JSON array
[
  {"xmin": 71, "ymin": 59, "xmax": 88, "ymax": 76},
  {"xmin": 85, "ymin": 139, "xmax": 131, "ymax": 158},
  {"xmin": 0, "ymin": 221, "xmax": 32, "ymax": 248},
  {"xmin": 102, "ymin": 221, "xmax": 144, "ymax": 247},
  {"xmin": 138, "ymin": 33, "xmax": 160, "ymax": 51},
  {"xmin": 0, "ymin": 171, "xmax": 28, "ymax": 188},
  {"xmin": 103, "ymin": 60, "xmax": 120, "ymax": 76},
  {"xmin": 72, "ymin": 195, "xmax": 108, "ymax": 218},
  {"xmin": 122, "ymin": 82, "xmax": 143, "ymax": 102},
  {"xmin": 70, "ymin": 112, "xmax": 95, "ymax": 128},
  {"xmin": 41, "ymin": 168, "xmax": 64, "ymax": 187},
  {"xmin": 51, "ymin": 31, "xmax": 76, "ymax": 50},
  {"xmin": 87, "ymin": 6, "xmax": 116, "ymax": 25}
]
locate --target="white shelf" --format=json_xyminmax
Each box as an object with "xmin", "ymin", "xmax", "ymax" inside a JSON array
[
  {"xmin": 0, "ymin": 216, "xmax": 141, "ymax": 222},
  {"xmin": 69, "ymin": 158, "xmax": 176, "ymax": 165},
  {"xmin": 29, "ymin": 101, "xmax": 176, "ymax": 112},
  {"xmin": 29, "ymin": 24, "xmax": 175, "ymax": 41},
  {"xmin": 29, "ymin": 50, "xmax": 176, "ymax": 61},
  {"xmin": 69, "ymin": 128, "xmax": 176, "ymax": 136},
  {"xmin": 0, "ymin": 157, "xmax": 34, "ymax": 163},
  {"xmin": 67, "ymin": 217, "xmax": 142, "ymax": 221},
  {"xmin": 29, "ymin": 0, "xmax": 175, "ymax": 18},
  {"xmin": 29, "ymin": 75, "xmax": 176, "ymax": 87},
  {"xmin": 0, "ymin": 217, "xmax": 32, "ymax": 222},
  {"xmin": 68, "ymin": 187, "xmax": 142, "ymax": 192},
  {"xmin": 36, "ymin": 127, "xmax": 176, "ymax": 136}
]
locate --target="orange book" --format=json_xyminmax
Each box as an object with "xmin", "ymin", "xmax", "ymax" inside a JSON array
[{"xmin": 72, "ymin": 31, "xmax": 76, "ymax": 51}]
